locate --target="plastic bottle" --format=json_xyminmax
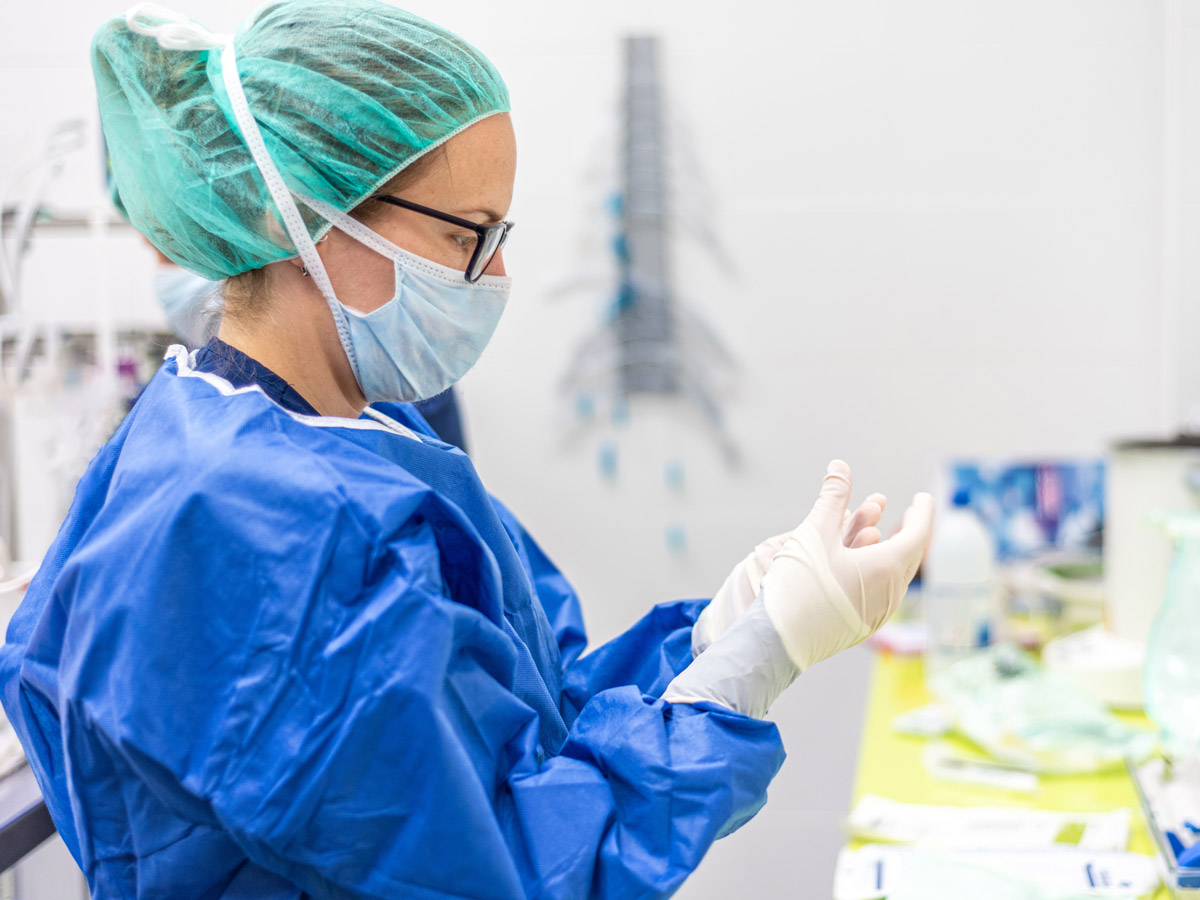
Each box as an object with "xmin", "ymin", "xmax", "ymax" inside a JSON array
[
  {"xmin": 1144, "ymin": 518, "xmax": 1200, "ymax": 759},
  {"xmin": 924, "ymin": 489, "xmax": 998, "ymax": 685}
]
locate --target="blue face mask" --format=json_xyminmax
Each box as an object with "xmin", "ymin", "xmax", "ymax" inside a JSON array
[
  {"xmin": 298, "ymin": 194, "xmax": 511, "ymax": 405},
  {"xmin": 153, "ymin": 267, "xmax": 223, "ymax": 347}
]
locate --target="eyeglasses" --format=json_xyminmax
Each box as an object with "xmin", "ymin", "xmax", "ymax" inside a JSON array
[{"xmin": 373, "ymin": 195, "xmax": 514, "ymax": 283}]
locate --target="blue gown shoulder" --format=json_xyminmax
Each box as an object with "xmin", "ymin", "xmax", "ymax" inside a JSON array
[{"xmin": 0, "ymin": 354, "xmax": 785, "ymax": 900}]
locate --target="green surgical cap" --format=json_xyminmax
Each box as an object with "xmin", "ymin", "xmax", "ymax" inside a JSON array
[{"xmin": 93, "ymin": 0, "xmax": 511, "ymax": 279}]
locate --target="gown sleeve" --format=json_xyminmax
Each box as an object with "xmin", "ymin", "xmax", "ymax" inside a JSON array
[
  {"xmin": 560, "ymin": 599, "xmax": 708, "ymax": 721},
  {"xmin": 62, "ymin": 470, "xmax": 785, "ymax": 900},
  {"xmin": 487, "ymin": 496, "xmax": 711, "ymax": 719}
]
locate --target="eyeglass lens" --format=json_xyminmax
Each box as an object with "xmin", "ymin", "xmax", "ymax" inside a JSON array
[{"xmin": 468, "ymin": 224, "xmax": 508, "ymax": 282}]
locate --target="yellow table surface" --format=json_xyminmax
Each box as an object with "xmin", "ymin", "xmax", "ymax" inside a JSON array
[{"xmin": 851, "ymin": 652, "xmax": 1167, "ymax": 898}]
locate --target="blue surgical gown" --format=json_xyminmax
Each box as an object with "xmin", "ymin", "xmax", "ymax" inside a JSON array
[{"xmin": 0, "ymin": 342, "xmax": 785, "ymax": 900}]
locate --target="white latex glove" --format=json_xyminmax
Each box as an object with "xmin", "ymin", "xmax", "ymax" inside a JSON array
[
  {"xmin": 664, "ymin": 461, "xmax": 933, "ymax": 718},
  {"xmin": 691, "ymin": 491, "xmax": 889, "ymax": 656},
  {"xmin": 760, "ymin": 460, "xmax": 933, "ymax": 672}
]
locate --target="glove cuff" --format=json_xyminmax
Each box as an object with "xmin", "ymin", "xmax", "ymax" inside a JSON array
[{"xmin": 664, "ymin": 597, "xmax": 799, "ymax": 719}]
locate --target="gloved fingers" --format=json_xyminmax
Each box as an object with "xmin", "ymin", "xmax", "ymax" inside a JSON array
[
  {"xmin": 896, "ymin": 492, "xmax": 935, "ymax": 564},
  {"xmin": 753, "ymin": 532, "xmax": 791, "ymax": 565},
  {"xmin": 848, "ymin": 525, "xmax": 881, "ymax": 549},
  {"xmin": 841, "ymin": 493, "xmax": 886, "ymax": 525},
  {"xmin": 856, "ymin": 492, "xmax": 935, "ymax": 582},
  {"xmin": 746, "ymin": 531, "xmax": 791, "ymax": 588},
  {"xmin": 844, "ymin": 510, "xmax": 881, "ymax": 546},
  {"xmin": 843, "ymin": 493, "xmax": 887, "ymax": 547},
  {"xmin": 806, "ymin": 460, "xmax": 853, "ymax": 532}
]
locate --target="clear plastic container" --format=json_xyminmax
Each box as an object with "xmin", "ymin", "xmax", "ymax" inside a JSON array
[
  {"xmin": 1144, "ymin": 517, "xmax": 1200, "ymax": 759},
  {"xmin": 924, "ymin": 489, "xmax": 998, "ymax": 685}
]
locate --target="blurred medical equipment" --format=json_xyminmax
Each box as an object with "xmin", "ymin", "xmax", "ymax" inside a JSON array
[
  {"xmin": 923, "ymin": 457, "xmax": 1161, "ymax": 711},
  {"xmin": 0, "ymin": 119, "xmax": 88, "ymax": 394},
  {"xmin": 1008, "ymin": 555, "xmax": 1106, "ymax": 628},
  {"xmin": 927, "ymin": 645, "xmax": 1153, "ymax": 775},
  {"xmin": 1039, "ymin": 438, "xmax": 1200, "ymax": 711},
  {"xmin": 0, "ymin": 717, "xmax": 26, "ymax": 784},
  {"xmin": 0, "ymin": 114, "xmax": 170, "ymax": 565},
  {"xmin": 1129, "ymin": 755, "xmax": 1200, "ymax": 896},
  {"xmin": 943, "ymin": 460, "xmax": 1105, "ymax": 630},
  {"xmin": 1106, "ymin": 439, "xmax": 1200, "ymax": 644},
  {"xmin": 1, "ymin": 336, "xmax": 164, "ymax": 562},
  {"xmin": 875, "ymin": 459, "xmax": 1107, "ymax": 661},
  {"xmin": 1041, "ymin": 622, "xmax": 1145, "ymax": 712},
  {"xmin": 948, "ymin": 461, "xmax": 1105, "ymax": 562},
  {"xmin": 0, "ymin": 544, "xmax": 36, "ymax": 634},
  {"xmin": 0, "ymin": 120, "xmax": 86, "ymax": 317},
  {"xmin": 557, "ymin": 36, "xmax": 739, "ymax": 466},
  {"xmin": 663, "ymin": 462, "xmax": 933, "ymax": 717},
  {"xmin": 849, "ymin": 649, "xmax": 1160, "ymax": 900}
]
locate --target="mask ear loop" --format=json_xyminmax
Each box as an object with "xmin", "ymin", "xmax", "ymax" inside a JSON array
[
  {"xmin": 296, "ymin": 194, "xmax": 407, "ymax": 260},
  {"xmin": 296, "ymin": 192, "xmax": 513, "ymax": 292},
  {"xmin": 296, "ymin": 192, "xmax": 451, "ymax": 291}
]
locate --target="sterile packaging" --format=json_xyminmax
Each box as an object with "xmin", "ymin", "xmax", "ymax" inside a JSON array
[
  {"xmin": 922, "ymin": 741, "xmax": 1039, "ymax": 793},
  {"xmin": 834, "ymin": 844, "xmax": 1159, "ymax": 900},
  {"xmin": 846, "ymin": 795, "xmax": 1132, "ymax": 851},
  {"xmin": 890, "ymin": 703, "xmax": 954, "ymax": 737}
]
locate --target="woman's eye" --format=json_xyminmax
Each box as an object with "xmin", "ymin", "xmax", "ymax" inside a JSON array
[{"xmin": 453, "ymin": 233, "xmax": 478, "ymax": 251}]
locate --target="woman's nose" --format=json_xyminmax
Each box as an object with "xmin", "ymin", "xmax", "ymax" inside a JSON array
[{"xmin": 484, "ymin": 249, "xmax": 506, "ymax": 278}]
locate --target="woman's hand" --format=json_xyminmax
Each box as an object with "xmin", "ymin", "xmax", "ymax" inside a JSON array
[
  {"xmin": 759, "ymin": 461, "xmax": 932, "ymax": 672},
  {"xmin": 666, "ymin": 461, "xmax": 932, "ymax": 718},
  {"xmin": 692, "ymin": 483, "xmax": 889, "ymax": 656}
]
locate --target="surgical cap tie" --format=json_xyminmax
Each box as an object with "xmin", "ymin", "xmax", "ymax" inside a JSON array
[
  {"xmin": 125, "ymin": 3, "xmax": 232, "ymax": 51},
  {"xmin": 120, "ymin": 2, "xmax": 361, "ymax": 379}
]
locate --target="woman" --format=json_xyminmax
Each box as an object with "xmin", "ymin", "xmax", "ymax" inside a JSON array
[{"xmin": 0, "ymin": 2, "xmax": 933, "ymax": 898}]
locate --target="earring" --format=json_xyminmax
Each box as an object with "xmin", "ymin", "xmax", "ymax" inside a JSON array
[{"xmin": 301, "ymin": 267, "xmax": 309, "ymax": 277}]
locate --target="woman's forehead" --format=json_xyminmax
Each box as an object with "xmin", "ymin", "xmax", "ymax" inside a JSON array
[{"xmin": 404, "ymin": 115, "xmax": 516, "ymax": 209}]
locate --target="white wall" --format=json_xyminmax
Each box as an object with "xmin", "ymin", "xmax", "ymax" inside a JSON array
[
  {"xmin": 1176, "ymin": 0, "xmax": 1200, "ymax": 431},
  {"xmin": 0, "ymin": 1, "xmax": 1182, "ymax": 897},
  {"xmin": 462, "ymin": 0, "xmax": 1168, "ymax": 645}
]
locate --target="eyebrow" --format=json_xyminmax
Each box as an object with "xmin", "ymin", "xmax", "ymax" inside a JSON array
[{"xmin": 455, "ymin": 208, "xmax": 506, "ymax": 225}]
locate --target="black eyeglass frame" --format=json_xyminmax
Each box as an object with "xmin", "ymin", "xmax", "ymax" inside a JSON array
[{"xmin": 373, "ymin": 195, "xmax": 513, "ymax": 283}]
